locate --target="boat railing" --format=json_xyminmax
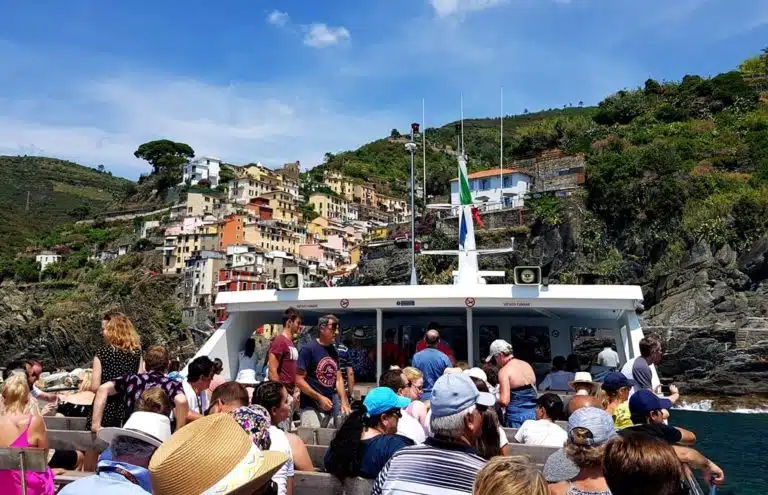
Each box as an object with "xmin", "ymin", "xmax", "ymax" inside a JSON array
[{"xmin": 684, "ymin": 465, "xmax": 706, "ymax": 495}]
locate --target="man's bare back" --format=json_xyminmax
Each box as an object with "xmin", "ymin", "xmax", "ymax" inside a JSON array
[{"xmin": 500, "ymin": 357, "xmax": 537, "ymax": 389}]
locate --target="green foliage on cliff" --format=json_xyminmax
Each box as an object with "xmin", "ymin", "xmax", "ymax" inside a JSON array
[
  {"xmin": 0, "ymin": 156, "xmax": 133, "ymax": 256},
  {"xmin": 328, "ymin": 51, "xmax": 768, "ymax": 283}
]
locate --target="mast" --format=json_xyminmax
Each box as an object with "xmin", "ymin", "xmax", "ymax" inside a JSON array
[
  {"xmin": 500, "ymin": 87, "xmax": 504, "ymax": 208},
  {"xmin": 456, "ymin": 95, "xmax": 479, "ymax": 285},
  {"xmin": 422, "ymin": 98, "xmax": 427, "ymax": 216}
]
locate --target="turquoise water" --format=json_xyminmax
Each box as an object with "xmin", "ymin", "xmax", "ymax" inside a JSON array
[{"xmin": 670, "ymin": 410, "xmax": 768, "ymax": 494}]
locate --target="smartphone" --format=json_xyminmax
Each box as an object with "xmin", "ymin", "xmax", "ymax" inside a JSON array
[{"xmin": 661, "ymin": 384, "xmax": 672, "ymax": 395}]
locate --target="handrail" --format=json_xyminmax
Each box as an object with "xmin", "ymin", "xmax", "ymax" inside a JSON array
[{"xmin": 683, "ymin": 465, "xmax": 706, "ymax": 495}]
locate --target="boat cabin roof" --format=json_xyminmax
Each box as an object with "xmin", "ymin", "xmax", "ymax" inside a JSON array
[{"xmin": 216, "ymin": 283, "xmax": 643, "ymax": 314}]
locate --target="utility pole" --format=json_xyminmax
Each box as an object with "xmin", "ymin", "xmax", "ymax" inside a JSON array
[{"xmin": 406, "ymin": 122, "xmax": 419, "ymax": 286}]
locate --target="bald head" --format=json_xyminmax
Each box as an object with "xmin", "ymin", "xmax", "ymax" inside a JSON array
[
  {"xmin": 425, "ymin": 329, "xmax": 440, "ymax": 346},
  {"xmin": 567, "ymin": 395, "xmax": 603, "ymax": 416}
]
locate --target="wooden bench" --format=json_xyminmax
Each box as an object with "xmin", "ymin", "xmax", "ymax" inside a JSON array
[
  {"xmin": 298, "ymin": 425, "xmax": 568, "ymax": 447},
  {"xmin": 44, "ymin": 416, "xmax": 88, "ymax": 431},
  {"xmin": 304, "ymin": 442, "xmax": 556, "ymax": 468},
  {"xmin": 52, "ymin": 469, "xmax": 375, "ymax": 495},
  {"xmin": 47, "ymin": 430, "xmax": 107, "ymax": 452},
  {"xmin": 0, "ymin": 448, "xmax": 49, "ymax": 495}
]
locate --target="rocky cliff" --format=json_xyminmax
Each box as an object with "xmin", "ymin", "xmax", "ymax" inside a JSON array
[
  {"xmin": 348, "ymin": 200, "xmax": 768, "ymax": 400},
  {"xmin": 0, "ymin": 252, "xmax": 206, "ymax": 370}
]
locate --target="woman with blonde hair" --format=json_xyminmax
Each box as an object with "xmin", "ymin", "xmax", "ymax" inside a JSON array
[
  {"xmin": 0, "ymin": 373, "xmax": 56, "ymax": 494},
  {"xmin": 88, "ymin": 312, "xmax": 142, "ymax": 429},
  {"xmin": 549, "ymin": 407, "xmax": 615, "ymax": 495},
  {"xmin": 474, "ymin": 456, "xmax": 548, "ymax": 495},
  {"xmin": 402, "ymin": 367, "xmax": 428, "ymax": 426},
  {"xmin": 56, "ymin": 370, "xmax": 95, "ymax": 418}
]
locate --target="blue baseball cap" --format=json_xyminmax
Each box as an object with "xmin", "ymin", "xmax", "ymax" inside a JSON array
[
  {"xmin": 628, "ymin": 389, "xmax": 672, "ymax": 416},
  {"xmin": 431, "ymin": 373, "xmax": 496, "ymax": 418},
  {"xmin": 364, "ymin": 387, "xmax": 411, "ymax": 416},
  {"xmin": 567, "ymin": 407, "xmax": 616, "ymax": 446},
  {"xmin": 601, "ymin": 372, "xmax": 635, "ymax": 392}
]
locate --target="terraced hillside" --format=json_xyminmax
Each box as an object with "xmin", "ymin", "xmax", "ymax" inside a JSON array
[{"xmin": 0, "ymin": 156, "xmax": 133, "ymax": 255}]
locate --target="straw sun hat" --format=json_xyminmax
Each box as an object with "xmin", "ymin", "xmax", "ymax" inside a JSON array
[{"xmin": 149, "ymin": 413, "xmax": 288, "ymax": 495}]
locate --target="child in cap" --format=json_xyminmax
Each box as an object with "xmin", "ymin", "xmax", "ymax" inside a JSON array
[{"xmin": 602, "ymin": 372, "xmax": 634, "ymax": 430}]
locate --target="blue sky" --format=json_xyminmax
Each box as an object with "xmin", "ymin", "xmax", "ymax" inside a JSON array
[{"xmin": 0, "ymin": 0, "xmax": 767, "ymax": 178}]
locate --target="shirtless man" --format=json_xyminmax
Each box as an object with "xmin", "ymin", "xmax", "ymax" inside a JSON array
[{"xmin": 487, "ymin": 339, "xmax": 537, "ymax": 428}]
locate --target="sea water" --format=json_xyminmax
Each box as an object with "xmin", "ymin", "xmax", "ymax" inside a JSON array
[{"xmin": 670, "ymin": 409, "xmax": 768, "ymax": 494}]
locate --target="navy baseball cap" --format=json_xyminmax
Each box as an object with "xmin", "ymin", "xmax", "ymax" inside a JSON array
[
  {"xmin": 364, "ymin": 387, "xmax": 411, "ymax": 416},
  {"xmin": 628, "ymin": 389, "xmax": 673, "ymax": 415},
  {"xmin": 431, "ymin": 373, "xmax": 496, "ymax": 418},
  {"xmin": 601, "ymin": 372, "xmax": 635, "ymax": 392}
]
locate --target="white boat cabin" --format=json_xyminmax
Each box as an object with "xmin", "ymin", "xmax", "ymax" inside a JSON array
[{"xmin": 195, "ymin": 283, "xmax": 645, "ymax": 383}]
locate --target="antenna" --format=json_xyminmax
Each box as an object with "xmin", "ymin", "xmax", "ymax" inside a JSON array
[{"xmin": 500, "ymin": 86, "xmax": 504, "ymax": 208}]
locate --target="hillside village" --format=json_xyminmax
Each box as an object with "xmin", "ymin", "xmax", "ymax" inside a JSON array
[{"xmin": 28, "ymin": 145, "xmax": 587, "ymax": 330}]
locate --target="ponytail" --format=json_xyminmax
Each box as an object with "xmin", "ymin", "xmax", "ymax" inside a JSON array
[
  {"xmin": 325, "ymin": 400, "xmax": 369, "ymax": 481},
  {"xmin": 475, "ymin": 407, "xmax": 503, "ymax": 460}
]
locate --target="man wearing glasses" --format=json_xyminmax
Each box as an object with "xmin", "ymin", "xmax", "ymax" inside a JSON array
[{"xmin": 296, "ymin": 314, "xmax": 351, "ymax": 428}]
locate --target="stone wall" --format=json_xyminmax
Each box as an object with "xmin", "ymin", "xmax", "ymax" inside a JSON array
[
  {"xmin": 438, "ymin": 208, "xmax": 530, "ymax": 235},
  {"xmin": 511, "ymin": 149, "xmax": 586, "ymax": 193}
]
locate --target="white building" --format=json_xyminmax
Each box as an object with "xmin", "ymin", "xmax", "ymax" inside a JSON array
[
  {"xmin": 226, "ymin": 245, "xmax": 265, "ymax": 273},
  {"xmin": 228, "ymin": 178, "xmax": 273, "ymax": 205},
  {"xmin": 450, "ymin": 169, "xmax": 531, "ymax": 213},
  {"xmin": 36, "ymin": 251, "xmax": 61, "ymax": 272},
  {"xmin": 182, "ymin": 156, "xmax": 222, "ymax": 187}
]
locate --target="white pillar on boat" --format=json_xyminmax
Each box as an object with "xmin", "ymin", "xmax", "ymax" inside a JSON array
[
  {"xmin": 626, "ymin": 312, "xmax": 643, "ymax": 359},
  {"xmin": 376, "ymin": 309, "xmax": 383, "ymax": 380},
  {"xmin": 466, "ymin": 308, "xmax": 474, "ymax": 367}
]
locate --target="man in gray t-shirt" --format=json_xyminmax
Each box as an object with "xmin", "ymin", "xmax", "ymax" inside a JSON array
[
  {"xmin": 627, "ymin": 338, "xmax": 662, "ymax": 391},
  {"xmin": 631, "ymin": 356, "xmax": 653, "ymax": 389}
]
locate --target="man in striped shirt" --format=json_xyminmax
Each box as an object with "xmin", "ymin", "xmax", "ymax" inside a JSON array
[{"xmin": 372, "ymin": 373, "xmax": 495, "ymax": 495}]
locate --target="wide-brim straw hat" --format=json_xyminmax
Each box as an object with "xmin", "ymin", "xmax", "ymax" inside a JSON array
[
  {"xmin": 568, "ymin": 371, "xmax": 598, "ymax": 392},
  {"xmin": 149, "ymin": 413, "xmax": 287, "ymax": 495}
]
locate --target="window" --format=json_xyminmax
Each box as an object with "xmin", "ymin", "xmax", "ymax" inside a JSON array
[{"xmin": 242, "ymin": 282, "xmax": 248, "ymax": 291}]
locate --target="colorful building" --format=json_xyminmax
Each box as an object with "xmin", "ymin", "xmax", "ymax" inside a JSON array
[{"xmin": 217, "ymin": 215, "xmax": 247, "ymax": 250}]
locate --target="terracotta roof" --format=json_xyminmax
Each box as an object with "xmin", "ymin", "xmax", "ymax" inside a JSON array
[{"xmin": 449, "ymin": 168, "xmax": 528, "ymax": 181}]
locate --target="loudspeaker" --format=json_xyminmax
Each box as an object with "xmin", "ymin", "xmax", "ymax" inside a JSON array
[
  {"xmin": 513, "ymin": 266, "xmax": 541, "ymax": 285},
  {"xmin": 278, "ymin": 273, "xmax": 302, "ymax": 290}
]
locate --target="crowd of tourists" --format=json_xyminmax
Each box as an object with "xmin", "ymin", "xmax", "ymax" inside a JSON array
[{"xmin": 0, "ymin": 309, "xmax": 726, "ymax": 495}]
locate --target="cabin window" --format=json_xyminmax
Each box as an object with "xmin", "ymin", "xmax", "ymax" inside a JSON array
[{"xmin": 510, "ymin": 326, "xmax": 551, "ymax": 364}]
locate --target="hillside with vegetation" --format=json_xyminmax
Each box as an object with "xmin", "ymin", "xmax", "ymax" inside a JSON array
[{"xmin": 0, "ymin": 156, "xmax": 135, "ymax": 256}]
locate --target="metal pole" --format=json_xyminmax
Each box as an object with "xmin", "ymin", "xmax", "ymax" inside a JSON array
[
  {"xmin": 500, "ymin": 86, "xmax": 504, "ymax": 208},
  {"xmin": 409, "ymin": 128, "xmax": 417, "ymax": 286},
  {"xmin": 422, "ymin": 98, "xmax": 427, "ymax": 215}
]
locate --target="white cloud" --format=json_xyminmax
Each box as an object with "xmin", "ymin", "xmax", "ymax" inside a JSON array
[
  {"xmin": 303, "ymin": 23, "xmax": 351, "ymax": 48},
  {"xmin": 428, "ymin": 0, "xmax": 508, "ymax": 17},
  {"xmin": 0, "ymin": 72, "xmax": 400, "ymax": 177},
  {"xmin": 267, "ymin": 10, "xmax": 289, "ymax": 27}
]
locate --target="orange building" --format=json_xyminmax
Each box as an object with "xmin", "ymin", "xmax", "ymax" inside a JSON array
[{"xmin": 218, "ymin": 214, "xmax": 246, "ymax": 250}]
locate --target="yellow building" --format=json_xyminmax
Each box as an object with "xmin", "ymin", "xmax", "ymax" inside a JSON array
[
  {"xmin": 323, "ymin": 171, "xmax": 355, "ymax": 201},
  {"xmin": 164, "ymin": 233, "xmax": 218, "ymax": 273},
  {"xmin": 307, "ymin": 217, "xmax": 329, "ymax": 241},
  {"xmin": 309, "ymin": 192, "xmax": 349, "ymax": 222},
  {"xmin": 349, "ymin": 245, "xmax": 361, "ymax": 265},
  {"xmin": 244, "ymin": 220, "xmax": 304, "ymax": 255},
  {"xmin": 354, "ymin": 183, "xmax": 378, "ymax": 207},
  {"xmin": 261, "ymin": 190, "xmax": 299, "ymax": 224},
  {"xmin": 368, "ymin": 226, "xmax": 389, "ymax": 241},
  {"xmin": 186, "ymin": 192, "xmax": 221, "ymax": 217},
  {"xmin": 242, "ymin": 163, "xmax": 271, "ymax": 181}
]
